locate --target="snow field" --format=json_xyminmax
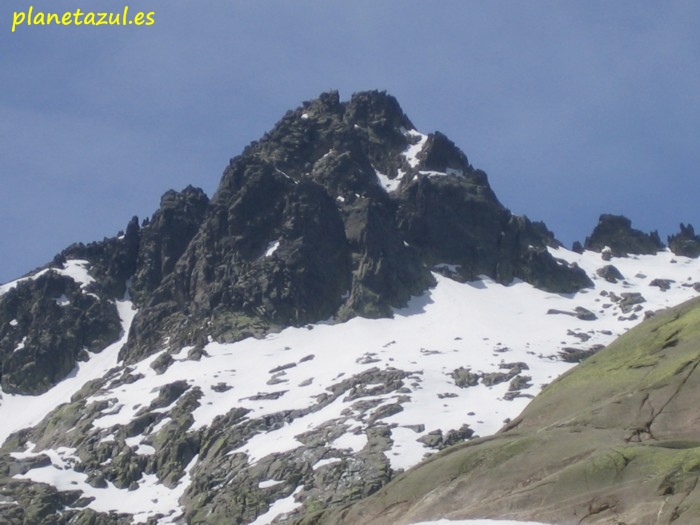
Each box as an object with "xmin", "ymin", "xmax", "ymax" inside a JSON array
[
  {"xmin": 3, "ymin": 248, "xmax": 700, "ymax": 524},
  {"xmin": 410, "ymin": 520, "xmax": 553, "ymax": 525}
]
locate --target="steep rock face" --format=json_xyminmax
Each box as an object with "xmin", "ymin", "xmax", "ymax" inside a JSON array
[
  {"xmin": 396, "ymin": 178, "xmax": 590, "ymax": 292},
  {"xmin": 584, "ymin": 213, "xmax": 664, "ymax": 256},
  {"xmin": 130, "ymin": 185, "xmax": 210, "ymax": 304},
  {"xmin": 0, "ymin": 270, "xmax": 121, "ymax": 395},
  {"xmin": 56, "ymin": 186, "xmax": 210, "ymax": 308},
  {"xmin": 668, "ymin": 223, "xmax": 700, "ymax": 258},
  {"xmin": 309, "ymin": 296, "xmax": 700, "ymax": 525},
  {"xmin": 339, "ymin": 196, "xmax": 432, "ymax": 319}
]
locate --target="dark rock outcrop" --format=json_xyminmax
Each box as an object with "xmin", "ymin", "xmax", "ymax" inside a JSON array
[
  {"xmin": 0, "ymin": 271, "xmax": 121, "ymax": 395},
  {"xmin": 130, "ymin": 186, "xmax": 210, "ymax": 304},
  {"xmin": 649, "ymin": 278, "xmax": 675, "ymax": 291},
  {"xmin": 668, "ymin": 223, "xmax": 700, "ymax": 258},
  {"xmin": 596, "ymin": 264, "xmax": 624, "ymax": 283},
  {"xmin": 584, "ymin": 214, "xmax": 664, "ymax": 256},
  {"xmin": 59, "ymin": 216, "xmax": 141, "ymax": 300}
]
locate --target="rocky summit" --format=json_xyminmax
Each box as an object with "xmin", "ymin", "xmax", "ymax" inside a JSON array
[{"xmin": 1, "ymin": 91, "xmax": 700, "ymax": 525}]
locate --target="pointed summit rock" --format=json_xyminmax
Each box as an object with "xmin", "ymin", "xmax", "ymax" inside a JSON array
[
  {"xmin": 120, "ymin": 90, "xmax": 591, "ymax": 363},
  {"xmin": 130, "ymin": 185, "xmax": 210, "ymax": 304}
]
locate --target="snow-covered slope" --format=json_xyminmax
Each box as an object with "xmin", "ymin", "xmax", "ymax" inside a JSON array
[
  {"xmin": 2, "ymin": 247, "xmax": 699, "ymax": 524},
  {"xmin": 412, "ymin": 521, "xmax": 550, "ymax": 525}
]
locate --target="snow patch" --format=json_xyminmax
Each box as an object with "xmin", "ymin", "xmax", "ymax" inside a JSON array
[
  {"xmin": 312, "ymin": 457, "xmax": 341, "ymax": 470},
  {"xmin": 259, "ymin": 479, "xmax": 284, "ymax": 489},
  {"xmin": 375, "ymin": 166, "xmax": 403, "ymax": 192},
  {"xmin": 126, "ymin": 436, "xmax": 156, "ymax": 456},
  {"xmin": 249, "ymin": 485, "xmax": 303, "ymax": 525},
  {"xmin": 13, "ymin": 337, "xmax": 27, "ymax": 353},
  {"xmin": 6, "ymin": 246, "xmax": 700, "ymax": 522},
  {"xmin": 55, "ymin": 294, "xmax": 70, "ymax": 307},
  {"xmin": 61, "ymin": 259, "xmax": 95, "ymax": 290},
  {"xmin": 403, "ymin": 129, "xmax": 429, "ymax": 168},
  {"xmin": 264, "ymin": 240, "xmax": 280, "ymax": 258},
  {"xmin": 331, "ymin": 429, "xmax": 367, "ymax": 453},
  {"xmin": 410, "ymin": 520, "xmax": 553, "ymax": 525},
  {"xmin": 418, "ymin": 167, "xmax": 464, "ymax": 179}
]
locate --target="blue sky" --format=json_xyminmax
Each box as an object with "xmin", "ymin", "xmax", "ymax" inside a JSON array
[{"xmin": 2, "ymin": 1, "xmax": 699, "ymax": 284}]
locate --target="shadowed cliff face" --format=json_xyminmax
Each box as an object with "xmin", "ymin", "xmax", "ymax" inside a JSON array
[
  {"xmin": 0, "ymin": 270, "xmax": 121, "ymax": 395},
  {"xmin": 306, "ymin": 295, "xmax": 700, "ymax": 525}
]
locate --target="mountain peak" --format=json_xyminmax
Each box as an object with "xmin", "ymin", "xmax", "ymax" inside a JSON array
[
  {"xmin": 345, "ymin": 89, "xmax": 415, "ymax": 130},
  {"xmin": 118, "ymin": 91, "xmax": 591, "ymax": 361},
  {"xmin": 2, "ymin": 91, "xmax": 700, "ymax": 525},
  {"xmin": 2, "ymin": 91, "xmax": 595, "ymax": 382}
]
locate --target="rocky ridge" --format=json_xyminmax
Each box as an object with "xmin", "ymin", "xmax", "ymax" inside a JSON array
[
  {"xmin": 583, "ymin": 213, "xmax": 664, "ymax": 257},
  {"xmin": 4, "ymin": 247, "xmax": 700, "ymax": 525}
]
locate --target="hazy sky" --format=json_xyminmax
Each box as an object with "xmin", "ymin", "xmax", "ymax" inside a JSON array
[{"xmin": 2, "ymin": 1, "xmax": 699, "ymax": 284}]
